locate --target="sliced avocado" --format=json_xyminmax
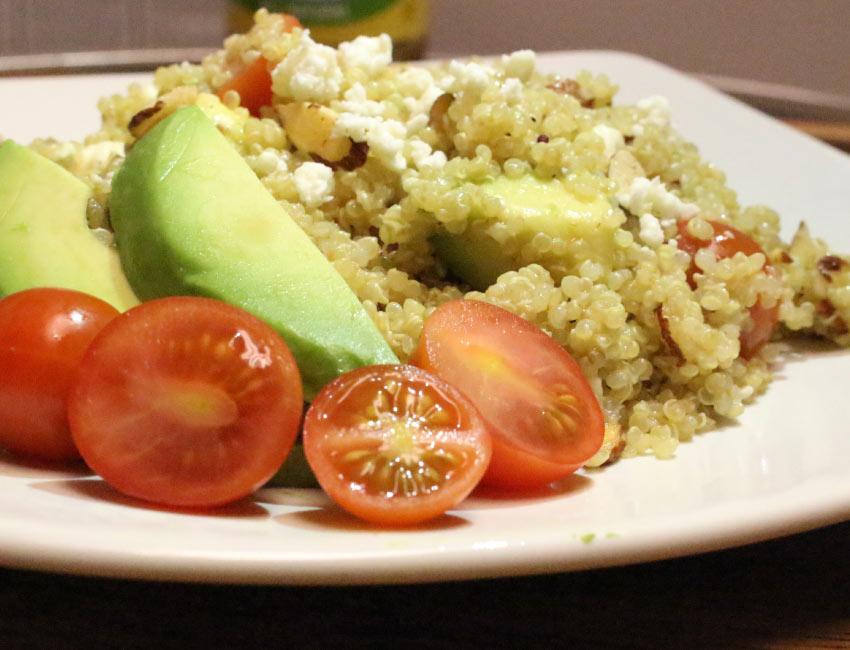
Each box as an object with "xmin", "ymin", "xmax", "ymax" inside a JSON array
[
  {"xmin": 0, "ymin": 140, "xmax": 139, "ymax": 311},
  {"xmin": 432, "ymin": 174, "xmax": 620, "ymax": 290},
  {"xmin": 110, "ymin": 106, "xmax": 398, "ymax": 397}
]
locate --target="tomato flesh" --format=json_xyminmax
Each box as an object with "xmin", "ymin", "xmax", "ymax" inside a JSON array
[
  {"xmin": 676, "ymin": 219, "xmax": 779, "ymax": 358},
  {"xmin": 413, "ymin": 299, "xmax": 604, "ymax": 489},
  {"xmin": 303, "ymin": 364, "xmax": 491, "ymax": 526},
  {"xmin": 0, "ymin": 288, "xmax": 118, "ymax": 460},
  {"xmin": 68, "ymin": 296, "xmax": 303, "ymax": 508},
  {"xmin": 216, "ymin": 15, "xmax": 300, "ymax": 116},
  {"xmin": 217, "ymin": 57, "xmax": 274, "ymax": 117}
]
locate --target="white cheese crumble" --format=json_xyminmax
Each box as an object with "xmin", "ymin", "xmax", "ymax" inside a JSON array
[
  {"xmin": 633, "ymin": 95, "xmax": 672, "ymax": 135},
  {"xmin": 338, "ymin": 34, "xmax": 392, "ymax": 76},
  {"xmin": 407, "ymin": 140, "xmax": 447, "ymax": 171},
  {"xmin": 334, "ymin": 113, "xmax": 407, "ymax": 171},
  {"xmin": 293, "ymin": 162, "xmax": 335, "ymax": 208},
  {"xmin": 617, "ymin": 176, "xmax": 699, "ymax": 224},
  {"xmin": 638, "ymin": 213, "xmax": 665, "ymax": 248},
  {"xmin": 500, "ymin": 78, "xmax": 523, "ymax": 104},
  {"xmin": 447, "ymin": 59, "xmax": 494, "ymax": 93},
  {"xmin": 501, "ymin": 49, "xmax": 536, "ymax": 81},
  {"xmin": 591, "ymin": 124, "xmax": 625, "ymax": 159},
  {"xmin": 332, "ymin": 83, "xmax": 385, "ymax": 117},
  {"xmin": 272, "ymin": 34, "xmax": 342, "ymax": 103}
]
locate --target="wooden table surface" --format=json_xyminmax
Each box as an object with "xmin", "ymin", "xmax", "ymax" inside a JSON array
[{"xmin": 0, "ymin": 521, "xmax": 846, "ymax": 648}]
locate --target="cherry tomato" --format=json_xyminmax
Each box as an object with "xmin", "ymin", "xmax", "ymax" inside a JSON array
[
  {"xmin": 217, "ymin": 57, "xmax": 274, "ymax": 117},
  {"xmin": 68, "ymin": 297, "xmax": 303, "ymax": 508},
  {"xmin": 412, "ymin": 299, "xmax": 604, "ymax": 489},
  {"xmin": 303, "ymin": 364, "xmax": 491, "ymax": 526},
  {"xmin": 676, "ymin": 219, "xmax": 779, "ymax": 358},
  {"xmin": 0, "ymin": 288, "xmax": 119, "ymax": 461},
  {"xmin": 216, "ymin": 15, "xmax": 301, "ymax": 117}
]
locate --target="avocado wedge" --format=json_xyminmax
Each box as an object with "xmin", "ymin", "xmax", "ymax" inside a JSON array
[
  {"xmin": 432, "ymin": 174, "xmax": 620, "ymax": 290},
  {"xmin": 109, "ymin": 106, "xmax": 398, "ymax": 397},
  {"xmin": 0, "ymin": 140, "xmax": 139, "ymax": 311}
]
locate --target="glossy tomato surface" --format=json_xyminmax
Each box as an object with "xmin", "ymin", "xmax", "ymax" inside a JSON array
[
  {"xmin": 303, "ymin": 364, "xmax": 491, "ymax": 526},
  {"xmin": 413, "ymin": 299, "xmax": 604, "ymax": 489},
  {"xmin": 0, "ymin": 288, "xmax": 118, "ymax": 460},
  {"xmin": 676, "ymin": 219, "xmax": 779, "ymax": 358},
  {"xmin": 68, "ymin": 296, "xmax": 303, "ymax": 508}
]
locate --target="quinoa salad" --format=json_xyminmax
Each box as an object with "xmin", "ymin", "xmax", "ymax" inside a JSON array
[{"xmin": 21, "ymin": 9, "xmax": 850, "ymax": 468}]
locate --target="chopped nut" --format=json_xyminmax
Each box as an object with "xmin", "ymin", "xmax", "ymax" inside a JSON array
[
  {"xmin": 428, "ymin": 93, "xmax": 455, "ymax": 150},
  {"xmin": 816, "ymin": 299, "xmax": 836, "ymax": 317},
  {"xmin": 817, "ymin": 255, "xmax": 846, "ymax": 281},
  {"xmin": 127, "ymin": 102, "xmax": 164, "ymax": 137},
  {"xmin": 608, "ymin": 150, "xmax": 646, "ymax": 191},
  {"xmin": 311, "ymin": 140, "xmax": 369, "ymax": 171},
  {"xmin": 547, "ymin": 78, "xmax": 594, "ymax": 107},
  {"xmin": 831, "ymin": 317, "xmax": 849, "ymax": 337},
  {"xmin": 127, "ymin": 86, "xmax": 200, "ymax": 139},
  {"xmin": 428, "ymin": 93, "xmax": 454, "ymax": 133},
  {"xmin": 656, "ymin": 305, "xmax": 685, "ymax": 365},
  {"xmin": 277, "ymin": 102, "xmax": 355, "ymax": 164}
]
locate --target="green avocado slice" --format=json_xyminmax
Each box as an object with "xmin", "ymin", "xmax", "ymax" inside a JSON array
[
  {"xmin": 0, "ymin": 140, "xmax": 139, "ymax": 311},
  {"xmin": 432, "ymin": 174, "xmax": 619, "ymax": 290},
  {"xmin": 109, "ymin": 106, "xmax": 398, "ymax": 397}
]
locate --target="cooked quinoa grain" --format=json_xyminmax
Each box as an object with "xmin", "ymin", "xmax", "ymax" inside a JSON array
[{"xmin": 32, "ymin": 10, "xmax": 850, "ymax": 466}]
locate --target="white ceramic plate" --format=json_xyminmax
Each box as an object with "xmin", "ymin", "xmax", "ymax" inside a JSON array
[{"xmin": 0, "ymin": 51, "xmax": 848, "ymax": 585}]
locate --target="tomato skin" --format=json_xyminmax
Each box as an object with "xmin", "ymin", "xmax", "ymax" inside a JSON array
[
  {"xmin": 740, "ymin": 298, "xmax": 779, "ymax": 359},
  {"xmin": 0, "ymin": 289, "xmax": 118, "ymax": 460},
  {"xmin": 676, "ymin": 219, "xmax": 779, "ymax": 359},
  {"xmin": 484, "ymin": 435, "xmax": 583, "ymax": 490},
  {"xmin": 68, "ymin": 296, "xmax": 303, "ymax": 508},
  {"xmin": 303, "ymin": 364, "xmax": 491, "ymax": 526},
  {"xmin": 413, "ymin": 299, "xmax": 605, "ymax": 489}
]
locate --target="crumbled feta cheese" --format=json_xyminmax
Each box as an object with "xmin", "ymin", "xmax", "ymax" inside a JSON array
[
  {"xmin": 633, "ymin": 95, "xmax": 672, "ymax": 135},
  {"xmin": 591, "ymin": 124, "xmax": 625, "ymax": 159},
  {"xmin": 405, "ymin": 112, "xmax": 430, "ymax": 134},
  {"xmin": 293, "ymin": 162, "xmax": 335, "ymax": 207},
  {"xmin": 334, "ymin": 113, "xmax": 407, "ymax": 171},
  {"xmin": 500, "ymin": 78, "xmax": 523, "ymax": 104},
  {"xmin": 617, "ymin": 176, "xmax": 699, "ymax": 223},
  {"xmin": 272, "ymin": 34, "xmax": 342, "ymax": 102},
  {"xmin": 396, "ymin": 66, "xmax": 435, "ymax": 96},
  {"xmin": 639, "ymin": 213, "xmax": 665, "ymax": 248},
  {"xmin": 407, "ymin": 140, "xmax": 447, "ymax": 171},
  {"xmin": 332, "ymin": 83, "xmax": 385, "ymax": 117},
  {"xmin": 338, "ymin": 34, "xmax": 392, "ymax": 76},
  {"xmin": 501, "ymin": 49, "xmax": 536, "ymax": 81},
  {"xmin": 447, "ymin": 60, "xmax": 494, "ymax": 93}
]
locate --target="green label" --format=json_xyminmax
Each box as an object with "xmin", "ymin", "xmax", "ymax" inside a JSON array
[{"xmin": 238, "ymin": 0, "xmax": 399, "ymax": 25}]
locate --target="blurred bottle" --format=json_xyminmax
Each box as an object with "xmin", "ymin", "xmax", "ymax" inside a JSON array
[{"xmin": 232, "ymin": 1, "xmax": 429, "ymax": 60}]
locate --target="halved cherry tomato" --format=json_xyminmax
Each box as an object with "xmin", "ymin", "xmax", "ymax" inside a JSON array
[
  {"xmin": 676, "ymin": 219, "xmax": 779, "ymax": 358},
  {"xmin": 216, "ymin": 14, "xmax": 301, "ymax": 116},
  {"xmin": 0, "ymin": 288, "xmax": 119, "ymax": 460},
  {"xmin": 412, "ymin": 299, "xmax": 604, "ymax": 489},
  {"xmin": 303, "ymin": 364, "xmax": 491, "ymax": 526},
  {"xmin": 68, "ymin": 297, "xmax": 303, "ymax": 508}
]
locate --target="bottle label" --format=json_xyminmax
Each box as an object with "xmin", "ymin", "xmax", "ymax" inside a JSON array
[{"xmin": 250, "ymin": 1, "xmax": 399, "ymax": 25}]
